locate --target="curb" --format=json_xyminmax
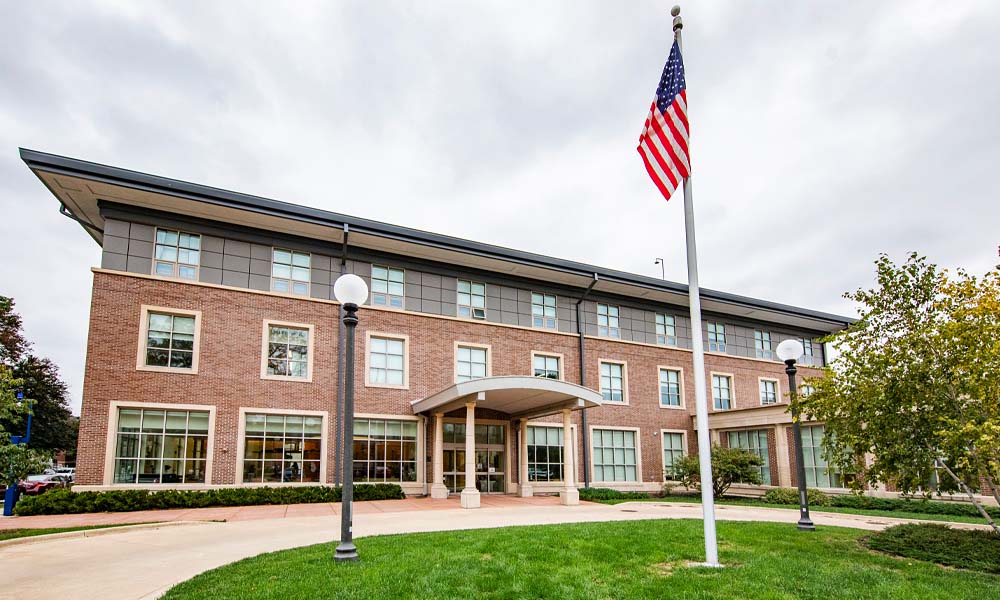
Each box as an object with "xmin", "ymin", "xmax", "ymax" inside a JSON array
[{"xmin": 0, "ymin": 520, "xmax": 220, "ymax": 549}]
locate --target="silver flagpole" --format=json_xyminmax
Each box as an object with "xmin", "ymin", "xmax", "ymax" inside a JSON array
[{"xmin": 672, "ymin": 4, "xmax": 720, "ymax": 567}]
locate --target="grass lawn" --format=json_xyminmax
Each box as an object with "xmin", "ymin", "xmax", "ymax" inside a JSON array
[
  {"xmin": 162, "ymin": 519, "xmax": 999, "ymax": 600},
  {"xmin": 0, "ymin": 522, "xmax": 157, "ymax": 542}
]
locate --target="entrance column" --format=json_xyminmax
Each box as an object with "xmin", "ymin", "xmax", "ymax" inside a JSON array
[
  {"xmin": 774, "ymin": 424, "xmax": 792, "ymax": 488},
  {"xmin": 430, "ymin": 412, "xmax": 449, "ymax": 499},
  {"xmin": 519, "ymin": 419, "xmax": 533, "ymax": 497},
  {"xmin": 560, "ymin": 408, "xmax": 579, "ymax": 505},
  {"xmin": 460, "ymin": 400, "xmax": 481, "ymax": 508}
]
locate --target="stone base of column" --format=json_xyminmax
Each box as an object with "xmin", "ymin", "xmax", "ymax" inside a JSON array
[
  {"xmin": 560, "ymin": 488, "xmax": 580, "ymax": 506},
  {"xmin": 430, "ymin": 483, "xmax": 449, "ymax": 499},
  {"xmin": 519, "ymin": 483, "xmax": 534, "ymax": 498},
  {"xmin": 460, "ymin": 488, "xmax": 481, "ymax": 509}
]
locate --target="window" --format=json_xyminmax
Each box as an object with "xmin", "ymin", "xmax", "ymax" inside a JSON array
[
  {"xmin": 141, "ymin": 310, "xmax": 198, "ymax": 372},
  {"xmin": 754, "ymin": 330, "xmax": 773, "ymax": 359},
  {"xmin": 527, "ymin": 426, "xmax": 564, "ymax": 482},
  {"xmin": 801, "ymin": 384, "xmax": 816, "ymax": 397},
  {"xmin": 759, "ymin": 379, "xmax": 778, "ymax": 405},
  {"xmin": 263, "ymin": 323, "xmax": 311, "ymax": 380},
  {"xmin": 353, "ymin": 418, "xmax": 418, "ymax": 483},
  {"xmin": 726, "ymin": 429, "xmax": 771, "ymax": 484},
  {"xmin": 371, "ymin": 265, "xmax": 405, "ymax": 308},
  {"xmin": 456, "ymin": 344, "xmax": 489, "ymax": 382},
  {"xmin": 242, "ymin": 413, "xmax": 323, "ymax": 483},
  {"xmin": 113, "ymin": 408, "xmax": 208, "ymax": 484},
  {"xmin": 712, "ymin": 374, "xmax": 732, "ymax": 410},
  {"xmin": 801, "ymin": 338, "xmax": 816, "ymax": 366},
  {"xmin": 457, "ymin": 280, "xmax": 487, "ymax": 320},
  {"xmin": 531, "ymin": 293, "xmax": 557, "ymax": 329},
  {"xmin": 533, "ymin": 354, "xmax": 561, "ymax": 379},
  {"xmin": 153, "ymin": 229, "xmax": 200, "ymax": 280},
  {"xmin": 592, "ymin": 428, "xmax": 637, "ymax": 482},
  {"xmin": 662, "ymin": 432, "xmax": 685, "ymax": 480},
  {"xmin": 659, "ymin": 368, "xmax": 682, "ymax": 407},
  {"xmin": 802, "ymin": 425, "xmax": 844, "ymax": 488},
  {"xmin": 600, "ymin": 361, "xmax": 626, "ymax": 403},
  {"xmin": 368, "ymin": 335, "xmax": 407, "ymax": 387},
  {"xmin": 707, "ymin": 322, "xmax": 726, "ymax": 352},
  {"xmin": 271, "ymin": 249, "xmax": 311, "ymax": 295},
  {"xmin": 655, "ymin": 314, "xmax": 676, "ymax": 345},
  {"xmin": 597, "ymin": 304, "xmax": 620, "ymax": 338}
]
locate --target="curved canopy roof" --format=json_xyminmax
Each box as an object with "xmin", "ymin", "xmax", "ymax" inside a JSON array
[{"xmin": 411, "ymin": 376, "xmax": 603, "ymax": 419}]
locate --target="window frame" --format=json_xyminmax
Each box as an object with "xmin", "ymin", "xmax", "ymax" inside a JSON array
[
  {"xmin": 657, "ymin": 366, "xmax": 685, "ymax": 409},
  {"xmin": 525, "ymin": 423, "xmax": 577, "ymax": 484},
  {"xmin": 725, "ymin": 428, "xmax": 771, "ymax": 484},
  {"xmin": 151, "ymin": 228, "xmax": 201, "ymax": 281},
  {"xmin": 596, "ymin": 303, "xmax": 621, "ymax": 338},
  {"xmin": 530, "ymin": 351, "xmax": 564, "ymax": 381},
  {"xmin": 135, "ymin": 305, "xmax": 202, "ymax": 375},
  {"xmin": 259, "ymin": 320, "xmax": 316, "ymax": 383},
  {"xmin": 454, "ymin": 341, "xmax": 492, "ymax": 383},
  {"xmin": 236, "ymin": 407, "xmax": 328, "ymax": 485},
  {"xmin": 754, "ymin": 330, "xmax": 774, "ymax": 360},
  {"xmin": 531, "ymin": 292, "xmax": 558, "ymax": 329},
  {"xmin": 456, "ymin": 279, "xmax": 487, "ymax": 320},
  {"xmin": 758, "ymin": 377, "xmax": 780, "ymax": 406},
  {"xmin": 598, "ymin": 359, "xmax": 629, "ymax": 405},
  {"xmin": 589, "ymin": 425, "xmax": 642, "ymax": 484},
  {"xmin": 655, "ymin": 313, "xmax": 677, "ymax": 346},
  {"xmin": 706, "ymin": 321, "xmax": 727, "ymax": 352},
  {"xmin": 660, "ymin": 429, "xmax": 687, "ymax": 481},
  {"xmin": 800, "ymin": 338, "xmax": 816, "ymax": 366},
  {"xmin": 365, "ymin": 332, "xmax": 410, "ymax": 389},
  {"xmin": 270, "ymin": 248, "xmax": 312, "ymax": 296},
  {"xmin": 710, "ymin": 372, "xmax": 734, "ymax": 410},
  {"xmin": 371, "ymin": 264, "xmax": 406, "ymax": 309}
]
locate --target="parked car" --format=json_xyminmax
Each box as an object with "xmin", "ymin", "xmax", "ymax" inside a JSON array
[{"xmin": 18, "ymin": 474, "xmax": 71, "ymax": 495}]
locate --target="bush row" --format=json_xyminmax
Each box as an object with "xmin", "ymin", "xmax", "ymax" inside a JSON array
[
  {"xmin": 761, "ymin": 487, "xmax": 1000, "ymax": 518},
  {"xmin": 763, "ymin": 487, "xmax": 832, "ymax": 506},
  {"xmin": 863, "ymin": 523, "xmax": 1000, "ymax": 574},
  {"xmin": 578, "ymin": 487, "xmax": 652, "ymax": 502},
  {"xmin": 14, "ymin": 484, "xmax": 405, "ymax": 516}
]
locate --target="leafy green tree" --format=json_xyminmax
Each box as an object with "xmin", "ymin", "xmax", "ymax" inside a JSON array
[
  {"xmin": 800, "ymin": 254, "xmax": 1000, "ymax": 533},
  {"xmin": 673, "ymin": 446, "xmax": 764, "ymax": 499},
  {"xmin": 0, "ymin": 444, "xmax": 50, "ymax": 488}
]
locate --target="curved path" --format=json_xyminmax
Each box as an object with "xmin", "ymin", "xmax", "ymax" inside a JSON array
[{"xmin": 0, "ymin": 499, "xmax": 988, "ymax": 600}]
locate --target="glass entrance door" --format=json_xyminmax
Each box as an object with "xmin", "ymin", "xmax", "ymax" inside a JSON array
[{"xmin": 442, "ymin": 422, "xmax": 506, "ymax": 494}]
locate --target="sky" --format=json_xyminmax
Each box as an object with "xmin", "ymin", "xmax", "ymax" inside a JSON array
[{"xmin": 1, "ymin": 1, "xmax": 998, "ymax": 415}]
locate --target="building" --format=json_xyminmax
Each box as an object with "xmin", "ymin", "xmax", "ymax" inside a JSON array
[{"xmin": 22, "ymin": 148, "xmax": 853, "ymax": 507}]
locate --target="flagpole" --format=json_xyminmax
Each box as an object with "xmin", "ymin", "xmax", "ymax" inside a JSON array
[{"xmin": 672, "ymin": 4, "xmax": 720, "ymax": 568}]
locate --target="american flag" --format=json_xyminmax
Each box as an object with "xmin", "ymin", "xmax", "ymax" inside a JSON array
[{"xmin": 637, "ymin": 39, "xmax": 690, "ymax": 201}]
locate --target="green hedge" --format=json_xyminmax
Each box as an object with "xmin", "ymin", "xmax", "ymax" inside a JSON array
[
  {"xmin": 863, "ymin": 523, "xmax": 1000, "ymax": 573},
  {"xmin": 14, "ymin": 484, "xmax": 405, "ymax": 516},
  {"xmin": 578, "ymin": 487, "xmax": 652, "ymax": 502},
  {"xmin": 763, "ymin": 487, "xmax": 831, "ymax": 507},
  {"xmin": 828, "ymin": 494, "xmax": 1000, "ymax": 519}
]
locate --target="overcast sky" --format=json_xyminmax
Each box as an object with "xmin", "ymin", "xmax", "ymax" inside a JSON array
[{"xmin": 2, "ymin": 1, "xmax": 998, "ymax": 414}]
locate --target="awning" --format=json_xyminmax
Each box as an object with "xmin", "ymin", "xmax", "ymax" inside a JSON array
[{"xmin": 410, "ymin": 376, "xmax": 603, "ymax": 420}]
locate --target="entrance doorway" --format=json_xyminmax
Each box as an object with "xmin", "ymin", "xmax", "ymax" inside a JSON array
[{"xmin": 442, "ymin": 422, "xmax": 506, "ymax": 493}]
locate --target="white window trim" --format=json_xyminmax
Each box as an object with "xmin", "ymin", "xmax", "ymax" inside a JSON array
[
  {"xmin": 355, "ymin": 413, "xmax": 425, "ymax": 487},
  {"xmin": 365, "ymin": 331, "xmax": 410, "ymax": 390},
  {"xmin": 530, "ymin": 351, "xmax": 564, "ymax": 381},
  {"xmin": 151, "ymin": 228, "xmax": 201, "ymax": 281},
  {"xmin": 530, "ymin": 292, "xmax": 558, "ymax": 330},
  {"xmin": 758, "ymin": 376, "xmax": 781, "ymax": 406},
  {"xmin": 588, "ymin": 425, "xmax": 643, "ymax": 485},
  {"xmin": 371, "ymin": 264, "xmax": 405, "ymax": 309},
  {"xmin": 270, "ymin": 247, "xmax": 312, "ymax": 297},
  {"xmin": 656, "ymin": 365, "xmax": 686, "ymax": 410},
  {"xmin": 660, "ymin": 428, "xmax": 688, "ymax": 481},
  {"xmin": 525, "ymin": 422, "xmax": 577, "ymax": 486},
  {"xmin": 135, "ymin": 305, "xmax": 202, "ymax": 375},
  {"xmin": 102, "ymin": 401, "xmax": 217, "ymax": 487},
  {"xmin": 453, "ymin": 341, "xmax": 492, "ymax": 383},
  {"xmin": 235, "ymin": 407, "xmax": 328, "ymax": 485},
  {"xmin": 706, "ymin": 321, "xmax": 728, "ymax": 352},
  {"xmin": 596, "ymin": 303, "xmax": 621, "ymax": 338},
  {"xmin": 598, "ymin": 358, "xmax": 629, "ymax": 405},
  {"xmin": 456, "ymin": 279, "xmax": 488, "ymax": 321},
  {"xmin": 709, "ymin": 371, "xmax": 736, "ymax": 411},
  {"xmin": 654, "ymin": 313, "xmax": 677, "ymax": 346},
  {"xmin": 259, "ymin": 319, "xmax": 316, "ymax": 383}
]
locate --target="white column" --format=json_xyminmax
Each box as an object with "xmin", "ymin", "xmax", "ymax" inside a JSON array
[
  {"xmin": 774, "ymin": 424, "xmax": 792, "ymax": 488},
  {"xmin": 519, "ymin": 419, "xmax": 533, "ymax": 498},
  {"xmin": 560, "ymin": 408, "xmax": 579, "ymax": 505},
  {"xmin": 460, "ymin": 401, "xmax": 480, "ymax": 508},
  {"xmin": 430, "ymin": 412, "xmax": 449, "ymax": 499}
]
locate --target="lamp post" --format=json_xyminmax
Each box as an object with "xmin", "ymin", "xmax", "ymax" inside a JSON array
[
  {"xmin": 654, "ymin": 258, "xmax": 665, "ymax": 280},
  {"xmin": 333, "ymin": 273, "xmax": 368, "ymax": 562},
  {"xmin": 10, "ymin": 392, "xmax": 32, "ymax": 445},
  {"xmin": 4, "ymin": 392, "xmax": 31, "ymax": 517},
  {"xmin": 776, "ymin": 339, "xmax": 815, "ymax": 531}
]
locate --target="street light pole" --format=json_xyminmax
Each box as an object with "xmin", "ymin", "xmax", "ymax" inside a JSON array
[
  {"xmin": 776, "ymin": 338, "xmax": 815, "ymax": 531},
  {"xmin": 4, "ymin": 392, "xmax": 30, "ymax": 517}
]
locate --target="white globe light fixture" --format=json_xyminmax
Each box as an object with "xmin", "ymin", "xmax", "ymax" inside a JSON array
[
  {"xmin": 775, "ymin": 339, "xmax": 804, "ymax": 364},
  {"xmin": 333, "ymin": 273, "xmax": 369, "ymax": 307}
]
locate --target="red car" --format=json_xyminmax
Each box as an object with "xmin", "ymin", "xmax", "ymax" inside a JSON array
[{"xmin": 18, "ymin": 474, "xmax": 69, "ymax": 495}]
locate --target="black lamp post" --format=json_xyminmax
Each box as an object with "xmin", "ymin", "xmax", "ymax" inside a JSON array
[
  {"xmin": 333, "ymin": 273, "xmax": 369, "ymax": 562},
  {"xmin": 776, "ymin": 339, "xmax": 815, "ymax": 531}
]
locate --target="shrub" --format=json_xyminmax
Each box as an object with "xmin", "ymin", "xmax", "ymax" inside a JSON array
[
  {"xmin": 763, "ymin": 488, "xmax": 830, "ymax": 507},
  {"xmin": 578, "ymin": 487, "xmax": 651, "ymax": 502},
  {"xmin": 863, "ymin": 523, "xmax": 1000, "ymax": 573},
  {"xmin": 13, "ymin": 484, "xmax": 405, "ymax": 516},
  {"xmin": 673, "ymin": 446, "xmax": 763, "ymax": 499},
  {"xmin": 829, "ymin": 495, "xmax": 1000, "ymax": 519}
]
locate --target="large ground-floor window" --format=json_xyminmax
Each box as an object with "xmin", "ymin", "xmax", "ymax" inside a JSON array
[
  {"xmin": 354, "ymin": 418, "xmax": 418, "ymax": 483},
  {"xmin": 592, "ymin": 428, "xmax": 637, "ymax": 482},
  {"xmin": 243, "ymin": 413, "xmax": 323, "ymax": 483},
  {"xmin": 802, "ymin": 424, "xmax": 844, "ymax": 488},
  {"xmin": 726, "ymin": 429, "xmax": 771, "ymax": 484},
  {"xmin": 113, "ymin": 408, "xmax": 208, "ymax": 484},
  {"xmin": 662, "ymin": 432, "xmax": 685, "ymax": 480},
  {"xmin": 527, "ymin": 426, "xmax": 563, "ymax": 482}
]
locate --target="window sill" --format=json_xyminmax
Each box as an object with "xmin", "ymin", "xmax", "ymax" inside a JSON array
[
  {"xmin": 136, "ymin": 365, "xmax": 199, "ymax": 376},
  {"xmin": 658, "ymin": 404, "xmax": 686, "ymax": 410},
  {"xmin": 365, "ymin": 382, "xmax": 410, "ymax": 390},
  {"xmin": 260, "ymin": 374, "xmax": 314, "ymax": 383}
]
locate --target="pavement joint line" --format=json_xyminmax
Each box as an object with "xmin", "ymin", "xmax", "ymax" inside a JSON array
[{"xmin": 0, "ymin": 520, "xmax": 219, "ymax": 549}]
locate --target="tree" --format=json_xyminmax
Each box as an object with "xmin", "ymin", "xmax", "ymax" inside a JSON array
[
  {"xmin": 673, "ymin": 446, "xmax": 763, "ymax": 499},
  {"xmin": 800, "ymin": 253, "xmax": 1000, "ymax": 533},
  {"xmin": 0, "ymin": 296, "xmax": 28, "ymax": 366}
]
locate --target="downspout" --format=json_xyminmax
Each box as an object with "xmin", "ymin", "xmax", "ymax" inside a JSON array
[
  {"xmin": 576, "ymin": 273, "xmax": 599, "ymax": 489},
  {"xmin": 335, "ymin": 224, "xmax": 349, "ymax": 486},
  {"xmin": 59, "ymin": 203, "xmax": 103, "ymax": 236}
]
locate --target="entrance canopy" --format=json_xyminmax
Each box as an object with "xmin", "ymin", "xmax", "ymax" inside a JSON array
[{"xmin": 411, "ymin": 376, "xmax": 602, "ymax": 420}]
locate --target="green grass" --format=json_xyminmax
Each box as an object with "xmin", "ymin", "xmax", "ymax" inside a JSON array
[
  {"xmin": 162, "ymin": 520, "xmax": 1000, "ymax": 599},
  {"xmin": 0, "ymin": 522, "xmax": 157, "ymax": 542}
]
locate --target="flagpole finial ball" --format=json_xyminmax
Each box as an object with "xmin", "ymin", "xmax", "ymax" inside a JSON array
[{"xmin": 671, "ymin": 5, "xmax": 681, "ymax": 17}]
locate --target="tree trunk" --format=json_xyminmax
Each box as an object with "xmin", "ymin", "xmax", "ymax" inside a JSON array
[
  {"xmin": 982, "ymin": 471, "xmax": 1000, "ymax": 510},
  {"xmin": 939, "ymin": 459, "xmax": 1000, "ymax": 535}
]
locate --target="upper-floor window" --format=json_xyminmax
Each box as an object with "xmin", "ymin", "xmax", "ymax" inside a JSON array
[
  {"xmin": 754, "ymin": 330, "xmax": 773, "ymax": 360},
  {"xmin": 655, "ymin": 314, "xmax": 676, "ymax": 345},
  {"xmin": 712, "ymin": 374, "xmax": 732, "ymax": 410},
  {"xmin": 264, "ymin": 323, "xmax": 311, "ymax": 379},
  {"xmin": 153, "ymin": 229, "xmax": 200, "ymax": 280},
  {"xmin": 143, "ymin": 310, "xmax": 197, "ymax": 371},
  {"xmin": 533, "ymin": 354, "xmax": 561, "ymax": 379},
  {"xmin": 271, "ymin": 249, "xmax": 310, "ymax": 296},
  {"xmin": 371, "ymin": 265, "xmax": 404, "ymax": 308},
  {"xmin": 368, "ymin": 335, "xmax": 407, "ymax": 387},
  {"xmin": 456, "ymin": 344, "xmax": 489, "ymax": 382},
  {"xmin": 759, "ymin": 379, "xmax": 778, "ymax": 405},
  {"xmin": 599, "ymin": 361, "xmax": 626, "ymax": 403},
  {"xmin": 532, "ymin": 293, "xmax": 557, "ymax": 329},
  {"xmin": 597, "ymin": 304, "xmax": 620, "ymax": 338},
  {"xmin": 659, "ymin": 368, "xmax": 682, "ymax": 407},
  {"xmin": 801, "ymin": 384, "xmax": 816, "ymax": 397},
  {"xmin": 801, "ymin": 338, "xmax": 816, "ymax": 365},
  {"xmin": 707, "ymin": 322, "xmax": 726, "ymax": 352},
  {"xmin": 457, "ymin": 280, "xmax": 487, "ymax": 320}
]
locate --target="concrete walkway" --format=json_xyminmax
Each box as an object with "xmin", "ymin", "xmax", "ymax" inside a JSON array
[{"xmin": 0, "ymin": 499, "xmax": 990, "ymax": 600}]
